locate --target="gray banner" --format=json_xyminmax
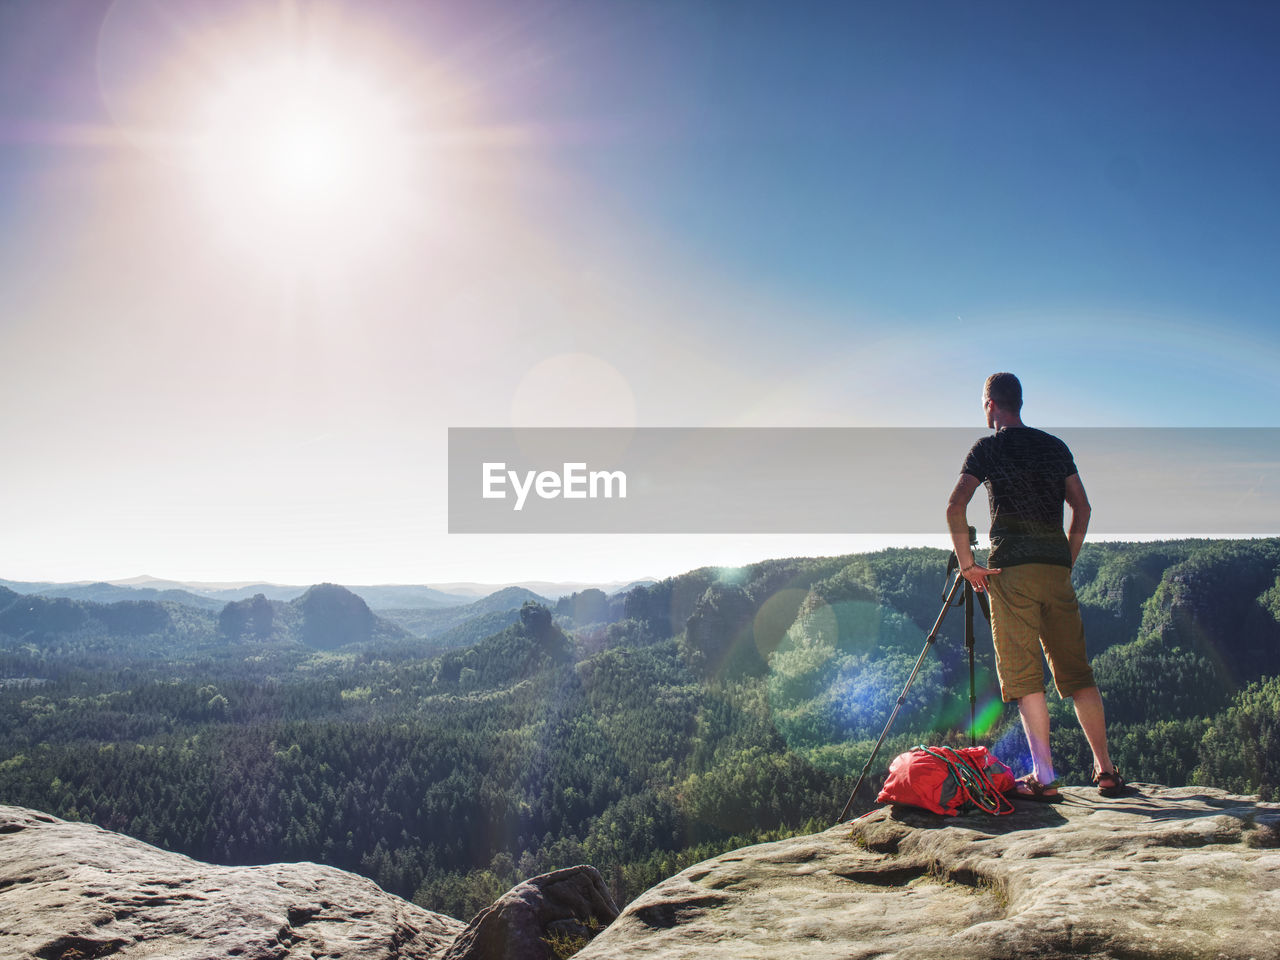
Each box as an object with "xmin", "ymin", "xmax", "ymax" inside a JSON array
[{"xmin": 447, "ymin": 428, "xmax": 1280, "ymax": 534}]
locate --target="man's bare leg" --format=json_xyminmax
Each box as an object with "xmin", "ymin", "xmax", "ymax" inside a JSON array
[
  {"xmin": 1017, "ymin": 691, "xmax": 1057, "ymax": 785},
  {"xmin": 1071, "ymin": 685, "xmax": 1116, "ymax": 775}
]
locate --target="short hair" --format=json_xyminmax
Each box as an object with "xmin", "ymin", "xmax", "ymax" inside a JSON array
[{"xmin": 984, "ymin": 372, "xmax": 1023, "ymax": 413}]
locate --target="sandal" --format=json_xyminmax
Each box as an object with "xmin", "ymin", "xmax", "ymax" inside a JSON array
[
  {"xmin": 1093, "ymin": 767, "xmax": 1126, "ymax": 798},
  {"xmin": 1013, "ymin": 773, "xmax": 1062, "ymax": 803}
]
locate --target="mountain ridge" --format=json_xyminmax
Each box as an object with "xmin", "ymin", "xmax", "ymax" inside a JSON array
[{"xmin": 0, "ymin": 576, "xmax": 656, "ymax": 610}]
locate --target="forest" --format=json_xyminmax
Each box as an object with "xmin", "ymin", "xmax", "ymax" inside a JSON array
[{"xmin": 1, "ymin": 539, "xmax": 1278, "ymax": 921}]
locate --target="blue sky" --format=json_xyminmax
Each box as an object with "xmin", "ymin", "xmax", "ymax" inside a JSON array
[{"xmin": 2, "ymin": 0, "xmax": 1278, "ymax": 584}]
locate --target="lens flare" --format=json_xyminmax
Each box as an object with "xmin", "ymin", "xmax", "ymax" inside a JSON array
[
  {"xmin": 973, "ymin": 697, "xmax": 1008, "ymax": 738},
  {"xmin": 766, "ymin": 595, "xmax": 963, "ymax": 773}
]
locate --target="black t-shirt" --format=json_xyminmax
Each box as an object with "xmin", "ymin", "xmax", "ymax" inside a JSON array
[{"xmin": 961, "ymin": 427, "xmax": 1077, "ymax": 568}]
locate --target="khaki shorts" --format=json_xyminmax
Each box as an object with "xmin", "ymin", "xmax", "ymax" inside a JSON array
[{"xmin": 987, "ymin": 563, "xmax": 1095, "ymax": 701}]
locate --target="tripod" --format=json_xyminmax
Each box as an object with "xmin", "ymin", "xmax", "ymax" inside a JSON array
[{"xmin": 835, "ymin": 526, "xmax": 991, "ymax": 823}]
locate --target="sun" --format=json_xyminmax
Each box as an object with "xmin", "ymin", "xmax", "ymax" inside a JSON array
[
  {"xmin": 92, "ymin": 2, "xmax": 497, "ymax": 277},
  {"xmin": 185, "ymin": 49, "xmax": 416, "ymax": 258}
]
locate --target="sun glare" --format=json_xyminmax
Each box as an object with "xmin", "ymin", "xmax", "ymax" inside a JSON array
[
  {"xmin": 187, "ymin": 51, "xmax": 415, "ymax": 258},
  {"xmin": 93, "ymin": 2, "xmax": 505, "ymax": 282}
]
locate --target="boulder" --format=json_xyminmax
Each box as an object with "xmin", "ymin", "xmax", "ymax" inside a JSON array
[
  {"xmin": 0, "ymin": 805, "xmax": 465, "ymax": 960},
  {"xmin": 577, "ymin": 784, "xmax": 1280, "ymax": 960},
  {"xmin": 442, "ymin": 864, "xmax": 619, "ymax": 960}
]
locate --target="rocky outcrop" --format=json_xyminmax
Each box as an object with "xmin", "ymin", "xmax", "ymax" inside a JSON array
[
  {"xmin": 0, "ymin": 805, "xmax": 465, "ymax": 960},
  {"xmin": 293, "ymin": 583, "xmax": 379, "ymax": 649},
  {"xmin": 577, "ymin": 785, "xmax": 1280, "ymax": 960},
  {"xmin": 442, "ymin": 865, "xmax": 619, "ymax": 960},
  {"xmin": 8, "ymin": 786, "xmax": 1280, "ymax": 960}
]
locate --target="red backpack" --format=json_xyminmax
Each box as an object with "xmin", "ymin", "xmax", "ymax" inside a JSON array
[{"xmin": 876, "ymin": 745, "xmax": 1016, "ymax": 816}]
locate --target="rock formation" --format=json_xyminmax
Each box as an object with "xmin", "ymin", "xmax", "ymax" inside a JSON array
[
  {"xmin": 0, "ymin": 804, "xmax": 617, "ymax": 960},
  {"xmin": 577, "ymin": 785, "xmax": 1280, "ymax": 960},
  {"xmin": 442, "ymin": 865, "xmax": 619, "ymax": 960},
  {"xmin": 7, "ymin": 785, "xmax": 1280, "ymax": 960},
  {"xmin": 0, "ymin": 804, "xmax": 463, "ymax": 960}
]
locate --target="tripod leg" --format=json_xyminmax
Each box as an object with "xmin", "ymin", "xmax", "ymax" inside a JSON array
[
  {"xmin": 836, "ymin": 571, "xmax": 966, "ymax": 823},
  {"xmin": 965, "ymin": 580, "xmax": 977, "ymax": 747}
]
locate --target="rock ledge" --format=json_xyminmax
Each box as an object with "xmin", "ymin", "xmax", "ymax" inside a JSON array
[
  {"xmin": 0, "ymin": 804, "xmax": 464, "ymax": 960},
  {"xmin": 577, "ymin": 785, "xmax": 1280, "ymax": 960}
]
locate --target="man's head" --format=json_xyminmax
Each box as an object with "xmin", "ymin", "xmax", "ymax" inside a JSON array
[{"xmin": 983, "ymin": 372, "xmax": 1023, "ymax": 427}]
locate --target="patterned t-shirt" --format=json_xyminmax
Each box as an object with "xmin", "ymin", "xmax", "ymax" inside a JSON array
[{"xmin": 961, "ymin": 427, "xmax": 1077, "ymax": 568}]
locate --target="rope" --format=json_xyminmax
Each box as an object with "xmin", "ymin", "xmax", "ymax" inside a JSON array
[{"xmin": 916, "ymin": 745, "xmax": 1015, "ymax": 816}]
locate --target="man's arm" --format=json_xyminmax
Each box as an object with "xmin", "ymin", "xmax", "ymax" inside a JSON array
[
  {"xmin": 947, "ymin": 473, "xmax": 1000, "ymax": 592},
  {"xmin": 1064, "ymin": 473, "xmax": 1091, "ymax": 565}
]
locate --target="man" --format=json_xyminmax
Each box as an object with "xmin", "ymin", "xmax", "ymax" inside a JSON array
[{"xmin": 946, "ymin": 372, "xmax": 1124, "ymax": 800}]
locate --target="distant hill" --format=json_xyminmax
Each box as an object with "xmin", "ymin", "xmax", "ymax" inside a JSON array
[
  {"xmin": 1, "ymin": 576, "xmax": 652, "ymax": 613},
  {"xmin": 204, "ymin": 583, "xmax": 472, "ymax": 609},
  {"xmin": 0, "ymin": 586, "xmax": 173, "ymax": 639},
  {"xmin": 0, "ymin": 587, "xmax": 216, "ymax": 659},
  {"xmin": 88, "ymin": 577, "xmax": 314, "ymax": 603},
  {"xmin": 413, "ymin": 609, "xmax": 525, "ymax": 656},
  {"xmin": 378, "ymin": 586, "xmax": 550, "ymax": 640},
  {"xmin": 610, "ymin": 580, "xmax": 658, "ymax": 597},
  {"xmin": 103, "ymin": 576, "xmax": 633, "ymax": 607},
  {"xmin": 434, "ymin": 601, "xmax": 573, "ymax": 690},
  {"xmin": 194, "ymin": 583, "xmax": 313, "ymax": 603},
  {"xmin": 343, "ymin": 585, "xmax": 470, "ymax": 610},
  {"xmin": 0, "ymin": 582, "xmax": 412, "ymax": 657},
  {"xmin": 218, "ymin": 584, "xmax": 414, "ymax": 649},
  {"xmin": 426, "ymin": 580, "xmax": 655, "ymax": 601},
  {"xmin": 0, "ymin": 579, "xmax": 87, "ymax": 595},
  {"xmin": 554, "ymin": 588, "xmax": 626, "ymax": 626},
  {"xmin": 8, "ymin": 581, "xmax": 222, "ymax": 611}
]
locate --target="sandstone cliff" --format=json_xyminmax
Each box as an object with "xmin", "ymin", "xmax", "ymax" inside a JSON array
[
  {"xmin": 5, "ymin": 786, "xmax": 1279, "ymax": 960},
  {"xmin": 578, "ymin": 785, "xmax": 1280, "ymax": 960},
  {"xmin": 0, "ymin": 804, "xmax": 465, "ymax": 960},
  {"xmin": 0, "ymin": 804, "xmax": 616, "ymax": 960}
]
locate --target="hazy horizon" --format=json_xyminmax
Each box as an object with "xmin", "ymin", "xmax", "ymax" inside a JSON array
[
  {"xmin": 7, "ymin": 532, "xmax": 1266, "ymax": 593},
  {"xmin": 1, "ymin": 534, "xmax": 953, "ymax": 587}
]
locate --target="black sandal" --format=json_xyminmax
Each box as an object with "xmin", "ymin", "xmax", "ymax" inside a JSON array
[{"xmin": 1093, "ymin": 767, "xmax": 1125, "ymax": 798}]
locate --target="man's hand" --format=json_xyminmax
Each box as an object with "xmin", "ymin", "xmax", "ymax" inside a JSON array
[
  {"xmin": 961, "ymin": 562, "xmax": 1001, "ymax": 593},
  {"xmin": 948, "ymin": 473, "xmax": 1002, "ymax": 591}
]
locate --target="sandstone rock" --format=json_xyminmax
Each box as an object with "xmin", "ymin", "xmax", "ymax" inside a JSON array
[
  {"xmin": 0, "ymin": 804, "xmax": 465, "ymax": 960},
  {"xmin": 442, "ymin": 864, "xmax": 619, "ymax": 960},
  {"xmin": 577, "ymin": 784, "xmax": 1280, "ymax": 960}
]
